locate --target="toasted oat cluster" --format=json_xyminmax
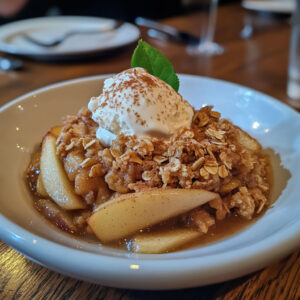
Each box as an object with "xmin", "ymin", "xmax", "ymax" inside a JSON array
[{"xmin": 52, "ymin": 105, "xmax": 270, "ymax": 231}]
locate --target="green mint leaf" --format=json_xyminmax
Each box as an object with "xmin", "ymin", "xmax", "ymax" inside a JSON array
[{"xmin": 131, "ymin": 40, "xmax": 179, "ymax": 92}]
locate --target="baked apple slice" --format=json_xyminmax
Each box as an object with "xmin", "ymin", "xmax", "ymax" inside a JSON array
[
  {"xmin": 36, "ymin": 175, "xmax": 48, "ymax": 197},
  {"xmin": 40, "ymin": 133, "xmax": 86, "ymax": 210},
  {"xmin": 236, "ymin": 127, "xmax": 260, "ymax": 152},
  {"xmin": 131, "ymin": 229, "xmax": 202, "ymax": 254},
  {"xmin": 88, "ymin": 188, "xmax": 219, "ymax": 243}
]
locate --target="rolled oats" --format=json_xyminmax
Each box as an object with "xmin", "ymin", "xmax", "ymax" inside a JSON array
[
  {"xmin": 219, "ymin": 151, "xmax": 232, "ymax": 170},
  {"xmin": 209, "ymin": 110, "xmax": 221, "ymax": 119},
  {"xmin": 205, "ymin": 156, "xmax": 218, "ymax": 167},
  {"xmin": 205, "ymin": 128, "xmax": 225, "ymax": 140},
  {"xmin": 110, "ymin": 148, "xmax": 122, "ymax": 158},
  {"xmin": 193, "ymin": 111, "xmax": 209, "ymax": 127},
  {"xmin": 83, "ymin": 139, "xmax": 96, "ymax": 149},
  {"xmin": 128, "ymin": 152, "xmax": 143, "ymax": 164},
  {"xmin": 80, "ymin": 158, "xmax": 93, "ymax": 168},
  {"xmin": 65, "ymin": 141, "xmax": 75, "ymax": 151},
  {"xmin": 204, "ymin": 165, "xmax": 218, "ymax": 175},
  {"xmin": 53, "ymin": 105, "xmax": 271, "ymax": 221},
  {"xmin": 181, "ymin": 130, "xmax": 194, "ymax": 139},
  {"xmin": 218, "ymin": 165, "xmax": 229, "ymax": 178},
  {"xmin": 200, "ymin": 167, "xmax": 210, "ymax": 180},
  {"xmin": 191, "ymin": 157, "xmax": 205, "ymax": 170},
  {"xmin": 153, "ymin": 155, "xmax": 168, "ymax": 164},
  {"xmin": 258, "ymin": 183, "xmax": 269, "ymax": 192}
]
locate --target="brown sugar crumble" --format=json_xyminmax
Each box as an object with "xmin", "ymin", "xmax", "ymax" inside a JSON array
[{"xmin": 26, "ymin": 104, "xmax": 271, "ymax": 240}]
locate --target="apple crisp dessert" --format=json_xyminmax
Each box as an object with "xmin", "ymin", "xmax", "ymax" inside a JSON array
[
  {"xmin": 26, "ymin": 104, "xmax": 271, "ymax": 253},
  {"xmin": 25, "ymin": 41, "xmax": 272, "ymax": 253}
]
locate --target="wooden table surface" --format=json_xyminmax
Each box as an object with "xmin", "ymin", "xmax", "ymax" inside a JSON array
[{"xmin": 1, "ymin": 3, "xmax": 299, "ymax": 299}]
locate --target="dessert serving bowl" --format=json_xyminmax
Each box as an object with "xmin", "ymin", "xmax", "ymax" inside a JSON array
[{"xmin": 0, "ymin": 74, "xmax": 299, "ymax": 289}]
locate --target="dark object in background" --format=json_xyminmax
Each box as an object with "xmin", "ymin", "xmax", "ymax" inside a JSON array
[
  {"xmin": 0, "ymin": 0, "xmax": 241, "ymax": 25},
  {"xmin": 0, "ymin": 0, "xmax": 183, "ymax": 25},
  {"xmin": 58, "ymin": 0, "xmax": 183, "ymax": 21},
  {"xmin": 135, "ymin": 17, "xmax": 201, "ymax": 45}
]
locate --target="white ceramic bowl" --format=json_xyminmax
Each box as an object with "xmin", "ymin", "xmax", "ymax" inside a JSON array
[{"xmin": 0, "ymin": 75, "xmax": 299, "ymax": 290}]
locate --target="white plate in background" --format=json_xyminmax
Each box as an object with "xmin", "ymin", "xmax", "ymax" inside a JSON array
[
  {"xmin": 0, "ymin": 16, "xmax": 140, "ymax": 60},
  {"xmin": 242, "ymin": 0, "xmax": 296, "ymax": 14},
  {"xmin": 0, "ymin": 75, "xmax": 299, "ymax": 289}
]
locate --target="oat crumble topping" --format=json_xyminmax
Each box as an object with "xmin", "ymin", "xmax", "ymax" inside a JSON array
[{"xmin": 46, "ymin": 105, "xmax": 270, "ymax": 228}]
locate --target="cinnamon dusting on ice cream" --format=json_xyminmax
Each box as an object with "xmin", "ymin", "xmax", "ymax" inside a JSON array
[{"xmin": 88, "ymin": 68, "xmax": 194, "ymax": 146}]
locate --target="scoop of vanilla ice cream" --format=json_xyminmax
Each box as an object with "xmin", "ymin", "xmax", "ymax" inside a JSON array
[{"xmin": 88, "ymin": 67, "xmax": 194, "ymax": 146}]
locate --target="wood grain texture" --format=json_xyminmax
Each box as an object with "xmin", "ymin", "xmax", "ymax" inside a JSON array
[
  {"xmin": 0, "ymin": 242, "xmax": 299, "ymax": 300},
  {"xmin": 1, "ymin": 3, "xmax": 300, "ymax": 299}
]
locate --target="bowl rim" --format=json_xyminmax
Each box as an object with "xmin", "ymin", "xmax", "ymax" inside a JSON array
[{"xmin": 1, "ymin": 74, "xmax": 300, "ymax": 289}]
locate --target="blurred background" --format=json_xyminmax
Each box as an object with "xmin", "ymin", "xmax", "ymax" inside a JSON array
[
  {"xmin": 0, "ymin": 0, "xmax": 239, "ymax": 25},
  {"xmin": 0, "ymin": 0, "xmax": 297, "ymax": 107}
]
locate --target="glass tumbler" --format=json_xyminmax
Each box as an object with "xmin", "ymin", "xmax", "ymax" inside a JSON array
[
  {"xmin": 287, "ymin": 0, "xmax": 300, "ymax": 102},
  {"xmin": 187, "ymin": 0, "xmax": 224, "ymax": 56}
]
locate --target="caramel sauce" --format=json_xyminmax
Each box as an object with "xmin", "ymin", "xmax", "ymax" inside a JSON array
[
  {"xmin": 26, "ymin": 152, "xmax": 41, "ymax": 193},
  {"xmin": 176, "ymin": 214, "xmax": 260, "ymax": 252}
]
